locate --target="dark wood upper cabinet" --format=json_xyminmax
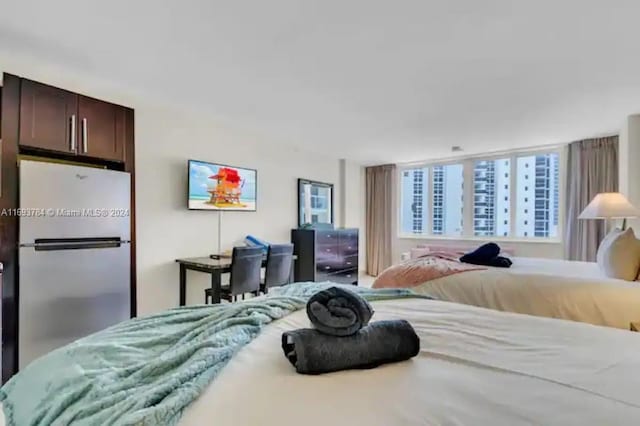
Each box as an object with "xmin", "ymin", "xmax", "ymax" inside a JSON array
[
  {"xmin": 77, "ymin": 96, "xmax": 126, "ymax": 162},
  {"xmin": 17, "ymin": 78, "xmax": 126, "ymax": 162},
  {"xmin": 19, "ymin": 79, "xmax": 78, "ymax": 154}
]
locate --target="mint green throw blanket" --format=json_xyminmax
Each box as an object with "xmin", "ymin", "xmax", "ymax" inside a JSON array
[{"xmin": 0, "ymin": 283, "xmax": 425, "ymax": 426}]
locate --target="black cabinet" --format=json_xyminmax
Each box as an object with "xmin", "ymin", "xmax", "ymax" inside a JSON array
[{"xmin": 291, "ymin": 228, "xmax": 359, "ymax": 285}]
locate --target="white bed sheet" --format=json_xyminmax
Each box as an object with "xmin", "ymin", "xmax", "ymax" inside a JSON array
[
  {"xmin": 506, "ymin": 256, "xmax": 604, "ymax": 279},
  {"xmin": 409, "ymin": 257, "xmax": 640, "ymax": 329},
  {"xmin": 177, "ymin": 298, "xmax": 640, "ymax": 426}
]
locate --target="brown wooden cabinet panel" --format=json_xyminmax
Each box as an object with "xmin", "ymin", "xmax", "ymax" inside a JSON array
[
  {"xmin": 77, "ymin": 96, "xmax": 126, "ymax": 162},
  {"xmin": 19, "ymin": 79, "xmax": 77, "ymax": 154}
]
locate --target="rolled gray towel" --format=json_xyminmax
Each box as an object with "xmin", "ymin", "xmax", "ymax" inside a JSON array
[
  {"xmin": 306, "ymin": 286, "xmax": 374, "ymax": 336},
  {"xmin": 281, "ymin": 320, "xmax": 420, "ymax": 375}
]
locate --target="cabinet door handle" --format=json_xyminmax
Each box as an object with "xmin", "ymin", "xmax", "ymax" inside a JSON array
[
  {"xmin": 82, "ymin": 118, "xmax": 88, "ymax": 153},
  {"xmin": 70, "ymin": 115, "xmax": 77, "ymax": 152}
]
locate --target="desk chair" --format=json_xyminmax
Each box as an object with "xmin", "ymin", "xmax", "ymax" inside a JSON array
[
  {"xmin": 205, "ymin": 246, "xmax": 262, "ymax": 303},
  {"xmin": 260, "ymin": 244, "xmax": 294, "ymax": 294}
]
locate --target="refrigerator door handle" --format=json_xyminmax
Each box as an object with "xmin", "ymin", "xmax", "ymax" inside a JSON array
[{"xmin": 20, "ymin": 237, "xmax": 130, "ymax": 251}]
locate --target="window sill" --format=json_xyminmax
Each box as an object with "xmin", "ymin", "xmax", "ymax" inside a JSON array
[{"xmin": 397, "ymin": 234, "xmax": 563, "ymax": 245}]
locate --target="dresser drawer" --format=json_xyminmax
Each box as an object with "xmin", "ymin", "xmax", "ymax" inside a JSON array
[
  {"xmin": 317, "ymin": 253, "xmax": 357, "ymax": 272},
  {"xmin": 316, "ymin": 245, "xmax": 338, "ymax": 257},
  {"xmin": 316, "ymin": 231, "xmax": 339, "ymax": 246},
  {"xmin": 328, "ymin": 267, "xmax": 358, "ymax": 285},
  {"xmin": 342, "ymin": 254, "xmax": 358, "ymax": 270},
  {"xmin": 316, "ymin": 262, "xmax": 339, "ymax": 274},
  {"xmin": 338, "ymin": 230, "xmax": 358, "ymax": 256}
]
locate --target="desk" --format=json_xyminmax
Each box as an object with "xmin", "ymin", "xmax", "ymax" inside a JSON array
[{"xmin": 175, "ymin": 255, "xmax": 296, "ymax": 306}]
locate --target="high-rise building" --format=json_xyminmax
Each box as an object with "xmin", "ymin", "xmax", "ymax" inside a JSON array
[
  {"xmin": 432, "ymin": 165, "xmax": 463, "ymax": 235},
  {"xmin": 516, "ymin": 154, "xmax": 559, "ymax": 237},
  {"xmin": 400, "ymin": 168, "xmax": 428, "ymax": 234},
  {"xmin": 473, "ymin": 160, "xmax": 510, "ymax": 236}
]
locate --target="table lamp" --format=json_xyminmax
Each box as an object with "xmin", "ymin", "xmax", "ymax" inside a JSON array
[{"xmin": 578, "ymin": 192, "xmax": 640, "ymax": 230}]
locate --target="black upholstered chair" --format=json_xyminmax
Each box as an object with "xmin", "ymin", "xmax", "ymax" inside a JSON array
[
  {"xmin": 260, "ymin": 244, "xmax": 294, "ymax": 294},
  {"xmin": 205, "ymin": 246, "xmax": 263, "ymax": 303}
]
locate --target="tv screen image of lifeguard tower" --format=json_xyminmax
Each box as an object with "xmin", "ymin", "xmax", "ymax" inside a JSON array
[{"xmin": 188, "ymin": 160, "xmax": 257, "ymax": 211}]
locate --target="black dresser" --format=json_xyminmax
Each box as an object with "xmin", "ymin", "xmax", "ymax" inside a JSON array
[{"xmin": 291, "ymin": 228, "xmax": 359, "ymax": 285}]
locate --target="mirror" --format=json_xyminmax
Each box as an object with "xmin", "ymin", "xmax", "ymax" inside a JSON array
[{"xmin": 298, "ymin": 179, "xmax": 334, "ymax": 227}]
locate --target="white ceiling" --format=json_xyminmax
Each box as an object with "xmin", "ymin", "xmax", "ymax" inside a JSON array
[{"xmin": 1, "ymin": 0, "xmax": 640, "ymax": 164}]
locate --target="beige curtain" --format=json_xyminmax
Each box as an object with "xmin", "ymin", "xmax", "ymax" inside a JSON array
[
  {"xmin": 366, "ymin": 164, "xmax": 396, "ymax": 276},
  {"xmin": 564, "ymin": 136, "xmax": 618, "ymax": 261}
]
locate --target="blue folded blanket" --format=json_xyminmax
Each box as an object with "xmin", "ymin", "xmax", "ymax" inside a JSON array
[
  {"xmin": 460, "ymin": 242, "xmax": 512, "ymax": 268},
  {"xmin": 306, "ymin": 286, "xmax": 374, "ymax": 336},
  {"xmin": 282, "ymin": 320, "xmax": 420, "ymax": 375}
]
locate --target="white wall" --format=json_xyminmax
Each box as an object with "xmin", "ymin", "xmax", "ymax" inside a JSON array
[
  {"xmin": 339, "ymin": 159, "xmax": 366, "ymax": 271},
  {"xmin": 135, "ymin": 105, "xmax": 342, "ymax": 313},
  {"xmin": 619, "ymin": 114, "xmax": 640, "ymax": 232}
]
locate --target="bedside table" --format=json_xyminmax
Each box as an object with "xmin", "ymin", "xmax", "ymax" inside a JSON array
[{"xmin": 630, "ymin": 322, "xmax": 640, "ymax": 332}]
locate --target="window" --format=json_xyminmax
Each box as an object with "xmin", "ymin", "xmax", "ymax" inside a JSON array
[
  {"xmin": 472, "ymin": 158, "xmax": 510, "ymax": 236},
  {"xmin": 399, "ymin": 149, "xmax": 561, "ymax": 240},
  {"xmin": 431, "ymin": 164, "xmax": 464, "ymax": 236},
  {"xmin": 515, "ymin": 153, "xmax": 560, "ymax": 238},
  {"xmin": 400, "ymin": 168, "xmax": 428, "ymax": 234},
  {"xmin": 400, "ymin": 164, "xmax": 463, "ymax": 236}
]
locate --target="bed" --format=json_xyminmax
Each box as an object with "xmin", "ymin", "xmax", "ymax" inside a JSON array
[
  {"xmin": 1, "ymin": 283, "xmax": 639, "ymax": 425},
  {"xmin": 373, "ymin": 256, "xmax": 640, "ymax": 329}
]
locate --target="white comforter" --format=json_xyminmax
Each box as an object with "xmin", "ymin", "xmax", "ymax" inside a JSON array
[
  {"xmin": 410, "ymin": 257, "xmax": 640, "ymax": 329},
  {"xmin": 176, "ymin": 298, "xmax": 640, "ymax": 426}
]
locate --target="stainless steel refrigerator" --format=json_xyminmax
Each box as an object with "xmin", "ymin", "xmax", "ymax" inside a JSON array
[{"xmin": 18, "ymin": 160, "xmax": 131, "ymax": 369}]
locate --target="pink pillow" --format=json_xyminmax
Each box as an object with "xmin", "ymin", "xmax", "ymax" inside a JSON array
[{"xmin": 410, "ymin": 248, "xmax": 433, "ymax": 259}]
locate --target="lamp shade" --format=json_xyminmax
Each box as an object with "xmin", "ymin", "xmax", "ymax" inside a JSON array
[{"xmin": 578, "ymin": 192, "xmax": 640, "ymax": 219}]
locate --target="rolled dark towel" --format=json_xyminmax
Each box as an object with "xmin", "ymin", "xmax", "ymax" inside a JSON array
[
  {"xmin": 460, "ymin": 242, "xmax": 500, "ymax": 264},
  {"xmin": 460, "ymin": 243, "xmax": 512, "ymax": 268},
  {"xmin": 487, "ymin": 256, "xmax": 513, "ymax": 268},
  {"xmin": 282, "ymin": 320, "xmax": 420, "ymax": 375},
  {"xmin": 306, "ymin": 286, "xmax": 373, "ymax": 336}
]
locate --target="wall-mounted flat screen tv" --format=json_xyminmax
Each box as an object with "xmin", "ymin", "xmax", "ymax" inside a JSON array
[{"xmin": 188, "ymin": 159, "xmax": 257, "ymax": 211}]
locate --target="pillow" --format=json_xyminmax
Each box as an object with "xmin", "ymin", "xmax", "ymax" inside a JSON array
[
  {"xmin": 596, "ymin": 227, "xmax": 640, "ymax": 281},
  {"xmin": 409, "ymin": 248, "xmax": 433, "ymax": 259}
]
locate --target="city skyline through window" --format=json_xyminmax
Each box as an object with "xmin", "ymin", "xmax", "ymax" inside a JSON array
[{"xmin": 399, "ymin": 151, "xmax": 560, "ymax": 239}]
